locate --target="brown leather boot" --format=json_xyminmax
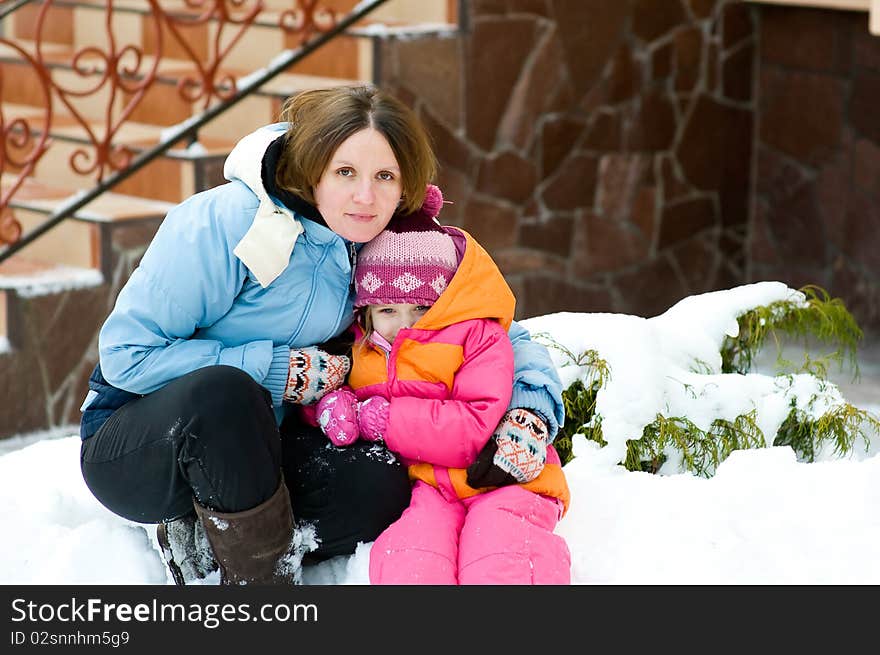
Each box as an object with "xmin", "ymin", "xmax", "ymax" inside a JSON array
[{"xmin": 193, "ymin": 480, "xmax": 297, "ymax": 585}]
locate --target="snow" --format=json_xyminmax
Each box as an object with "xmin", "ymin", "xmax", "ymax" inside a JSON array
[
  {"xmin": 0, "ymin": 265, "xmax": 103, "ymax": 298},
  {"xmin": 1, "ymin": 282, "xmax": 878, "ymax": 584}
]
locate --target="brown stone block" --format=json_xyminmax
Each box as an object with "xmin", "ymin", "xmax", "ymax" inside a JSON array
[
  {"xmin": 541, "ymin": 115, "xmax": 588, "ymax": 178},
  {"xmin": 722, "ymin": 0, "xmax": 754, "ymax": 50},
  {"xmin": 63, "ymin": 356, "xmax": 99, "ymax": 427},
  {"xmin": 632, "ymin": 186, "xmax": 659, "ymax": 244},
  {"xmin": 768, "ymin": 183, "xmax": 827, "ymax": 266},
  {"xmin": 612, "ymin": 255, "xmax": 687, "ymax": 317},
  {"xmin": 722, "ymin": 43, "xmax": 753, "ymax": 103},
  {"xmin": 718, "ymin": 134, "xmax": 752, "ymax": 229},
  {"xmin": 582, "ymin": 110, "xmax": 622, "ymax": 153},
  {"xmin": 652, "ymin": 42, "xmax": 675, "ymax": 81},
  {"xmin": 853, "ymin": 21, "xmax": 880, "ymax": 72},
  {"xmin": 688, "ymin": 0, "xmax": 718, "ymax": 20},
  {"xmin": 760, "ymin": 71, "xmax": 844, "ymax": 166},
  {"xmin": 831, "ymin": 259, "xmax": 880, "ymax": 332},
  {"xmin": 108, "ymin": 219, "xmax": 162, "ymax": 253},
  {"xmin": 719, "ymin": 225, "xmax": 748, "ymax": 274},
  {"xmin": 658, "ymin": 195, "xmax": 717, "ymax": 249},
  {"xmin": 676, "ymin": 94, "xmax": 751, "ymax": 192},
  {"xmin": 462, "ymin": 196, "xmax": 518, "ymax": 250},
  {"xmin": 574, "ymin": 210, "xmax": 651, "ymax": 277},
  {"xmin": 632, "ymin": 0, "xmax": 687, "ymax": 44},
  {"xmin": 493, "ymin": 248, "xmax": 567, "ymax": 276},
  {"xmin": 845, "ymin": 192, "xmax": 880, "ymax": 272},
  {"xmin": 555, "ymin": 0, "xmax": 629, "ymax": 98},
  {"xmin": 519, "ymin": 215, "xmax": 574, "ymax": 258},
  {"xmin": 476, "ymin": 151, "xmax": 537, "ymax": 204},
  {"xmin": 397, "ymin": 37, "xmax": 462, "ymax": 131},
  {"xmin": 670, "ymin": 231, "xmax": 723, "ymax": 294},
  {"xmin": 853, "ymin": 138, "xmax": 880, "ymax": 194},
  {"xmin": 519, "ymin": 275, "xmax": 614, "ymax": 318},
  {"xmin": 674, "ymin": 27, "xmax": 703, "ymax": 93},
  {"xmin": 596, "ymin": 154, "xmax": 652, "ymax": 223},
  {"xmin": 0, "ymin": 348, "xmax": 48, "ymax": 438},
  {"xmin": 22, "ymin": 287, "xmax": 106, "ymax": 392},
  {"xmin": 607, "ymin": 45, "xmax": 640, "ymax": 104},
  {"xmin": 465, "ymin": 17, "xmax": 540, "ymax": 150},
  {"xmin": 748, "ymin": 201, "xmax": 778, "ymax": 267},
  {"xmin": 850, "ymin": 71, "xmax": 880, "ymax": 145},
  {"xmin": 421, "ymin": 110, "xmax": 473, "ymax": 174},
  {"xmin": 707, "ymin": 42, "xmax": 719, "ymax": 94},
  {"xmin": 541, "ymin": 153, "xmax": 599, "ymax": 211},
  {"xmin": 814, "ymin": 156, "xmax": 850, "ymax": 250},
  {"xmin": 661, "ymin": 155, "xmax": 691, "ymax": 203},
  {"xmin": 754, "ymin": 147, "xmax": 809, "ymax": 206},
  {"xmin": 630, "ymin": 89, "xmax": 677, "ymax": 151},
  {"xmin": 758, "ymin": 6, "xmax": 838, "ymax": 72},
  {"xmin": 497, "ymin": 26, "xmax": 571, "ymax": 151},
  {"xmin": 435, "ymin": 167, "xmax": 470, "ymax": 227}
]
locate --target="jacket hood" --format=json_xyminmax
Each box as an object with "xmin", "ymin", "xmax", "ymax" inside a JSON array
[
  {"xmin": 223, "ymin": 123, "xmax": 304, "ymax": 289},
  {"xmin": 415, "ymin": 227, "xmax": 514, "ymax": 332}
]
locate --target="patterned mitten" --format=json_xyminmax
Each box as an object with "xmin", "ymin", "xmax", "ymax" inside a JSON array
[
  {"xmin": 357, "ymin": 396, "xmax": 390, "ymax": 442},
  {"xmin": 282, "ymin": 346, "xmax": 350, "ymax": 405},
  {"xmin": 466, "ymin": 408, "xmax": 549, "ymax": 487},
  {"xmin": 316, "ymin": 388, "xmax": 360, "ymax": 446}
]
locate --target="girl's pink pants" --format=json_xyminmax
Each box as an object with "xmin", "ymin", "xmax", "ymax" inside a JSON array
[{"xmin": 369, "ymin": 480, "xmax": 571, "ymax": 585}]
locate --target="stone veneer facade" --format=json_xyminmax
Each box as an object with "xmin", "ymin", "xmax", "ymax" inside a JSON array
[
  {"xmin": 751, "ymin": 4, "xmax": 880, "ymax": 332},
  {"xmin": 379, "ymin": 0, "xmax": 759, "ymax": 319},
  {"xmin": 6, "ymin": 0, "xmax": 880, "ymax": 439}
]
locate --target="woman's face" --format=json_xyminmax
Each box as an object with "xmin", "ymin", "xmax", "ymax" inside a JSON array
[{"xmin": 313, "ymin": 127, "xmax": 403, "ymax": 243}]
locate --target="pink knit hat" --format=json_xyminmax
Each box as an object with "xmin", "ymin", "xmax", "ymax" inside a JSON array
[{"xmin": 354, "ymin": 185, "xmax": 458, "ymax": 308}]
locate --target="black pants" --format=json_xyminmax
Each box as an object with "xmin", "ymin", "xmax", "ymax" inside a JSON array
[{"xmin": 80, "ymin": 365, "xmax": 411, "ymax": 561}]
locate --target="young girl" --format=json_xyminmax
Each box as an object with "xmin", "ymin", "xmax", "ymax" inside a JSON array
[{"xmin": 315, "ymin": 186, "xmax": 571, "ymax": 584}]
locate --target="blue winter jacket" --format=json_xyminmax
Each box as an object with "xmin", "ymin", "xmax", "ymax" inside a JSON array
[{"xmin": 80, "ymin": 124, "xmax": 564, "ymax": 439}]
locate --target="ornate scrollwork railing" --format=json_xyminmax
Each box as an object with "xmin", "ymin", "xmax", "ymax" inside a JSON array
[{"xmin": 0, "ymin": 0, "xmax": 360, "ymax": 252}]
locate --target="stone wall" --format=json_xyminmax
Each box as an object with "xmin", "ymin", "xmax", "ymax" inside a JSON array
[
  {"xmin": 751, "ymin": 4, "xmax": 880, "ymax": 332},
  {"xmin": 380, "ymin": 0, "xmax": 757, "ymax": 319}
]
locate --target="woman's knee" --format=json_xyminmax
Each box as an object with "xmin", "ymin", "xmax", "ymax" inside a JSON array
[{"xmin": 175, "ymin": 366, "xmax": 274, "ymax": 429}]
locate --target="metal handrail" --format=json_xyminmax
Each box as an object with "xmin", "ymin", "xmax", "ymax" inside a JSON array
[
  {"xmin": 0, "ymin": 0, "xmax": 34, "ymax": 22},
  {"xmin": 0, "ymin": 0, "xmax": 391, "ymax": 264}
]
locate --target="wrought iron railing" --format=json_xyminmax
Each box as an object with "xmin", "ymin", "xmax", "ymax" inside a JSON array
[{"xmin": 0, "ymin": 0, "xmax": 391, "ymax": 261}]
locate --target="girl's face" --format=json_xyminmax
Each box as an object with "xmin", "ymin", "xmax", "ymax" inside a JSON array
[
  {"xmin": 313, "ymin": 128, "xmax": 403, "ymax": 243},
  {"xmin": 369, "ymin": 303, "xmax": 431, "ymax": 344}
]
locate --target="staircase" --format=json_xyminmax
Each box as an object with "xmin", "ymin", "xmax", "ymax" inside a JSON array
[{"xmin": 0, "ymin": 0, "xmax": 459, "ymax": 439}]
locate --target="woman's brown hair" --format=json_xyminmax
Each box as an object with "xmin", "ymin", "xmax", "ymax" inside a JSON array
[{"xmin": 276, "ymin": 85, "xmax": 437, "ymax": 214}]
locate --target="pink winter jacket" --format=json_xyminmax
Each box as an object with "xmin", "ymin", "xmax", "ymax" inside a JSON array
[{"xmin": 348, "ymin": 227, "xmax": 570, "ymax": 511}]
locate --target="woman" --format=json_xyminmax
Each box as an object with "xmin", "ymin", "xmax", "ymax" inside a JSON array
[{"xmin": 79, "ymin": 85, "xmax": 565, "ymax": 585}]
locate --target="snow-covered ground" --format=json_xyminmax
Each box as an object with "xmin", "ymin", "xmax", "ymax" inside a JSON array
[{"xmin": 2, "ymin": 282, "xmax": 879, "ymax": 584}]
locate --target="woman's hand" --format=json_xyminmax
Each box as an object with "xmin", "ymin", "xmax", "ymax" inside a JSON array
[
  {"xmin": 283, "ymin": 346, "xmax": 350, "ymax": 405},
  {"xmin": 465, "ymin": 408, "xmax": 549, "ymax": 488}
]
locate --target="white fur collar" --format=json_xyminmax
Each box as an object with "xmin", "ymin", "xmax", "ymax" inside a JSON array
[{"xmin": 224, "ymin": 125, "xmax": 304, "ymax": 288}]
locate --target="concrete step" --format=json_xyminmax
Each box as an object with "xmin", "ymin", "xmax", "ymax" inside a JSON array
[
  {"xmin": 1, "ymin": 176, "xmax": 174, "ymax": 270},
  {"xmin": 0, "ymin": 254, "xmax": 104, "ymax": 352}
]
